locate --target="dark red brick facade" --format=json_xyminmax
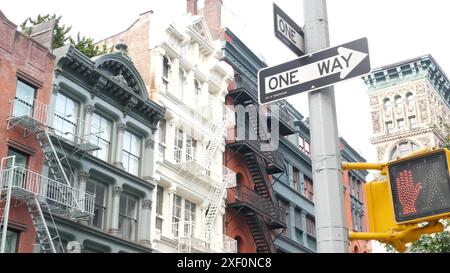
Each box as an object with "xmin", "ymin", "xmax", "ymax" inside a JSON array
[{"xmin": 0, "ymin": 10, "xmax": 55, "ymax": 253}]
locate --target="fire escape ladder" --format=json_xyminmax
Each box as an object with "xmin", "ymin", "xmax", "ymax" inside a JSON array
[
  {"xmin": 243, "ymin": 210, "xmax": 275, "ymax": 253},
  {"xmin": 25, "ymin": 196, "xmax": 64, "ymax": 253},
  {"xmin": 34, "ymin": 128, "xmax": 80, "ymax": 213}
]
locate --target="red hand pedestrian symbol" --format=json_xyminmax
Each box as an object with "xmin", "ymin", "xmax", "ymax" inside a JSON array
[{"xmin": 396, "ymin": 169, "xmax": 422, "ymax": 215}]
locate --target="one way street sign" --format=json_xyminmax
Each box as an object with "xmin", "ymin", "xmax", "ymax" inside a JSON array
[{"xmin": 258, "ymin": 37, "xmax": 370, "ymax": 104}]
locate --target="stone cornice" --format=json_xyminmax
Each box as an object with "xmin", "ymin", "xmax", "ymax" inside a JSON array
[{"xmin": 370, "ymin": 127, "xmax": 433, "ymax": 144}]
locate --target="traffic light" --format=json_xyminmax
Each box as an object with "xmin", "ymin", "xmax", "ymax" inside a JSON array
[
  {"xmin": 343, "ymin": 148, "xmax": 450, "ymax": 252},
  {"xmin": 387, "ymin": 149, "xmax": 450, "ymax": 224}
]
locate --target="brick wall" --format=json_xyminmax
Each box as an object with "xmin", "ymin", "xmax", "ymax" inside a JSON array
[{"xmin": 0, "ymin": 10, "xmax": 55, "ymax": 253}]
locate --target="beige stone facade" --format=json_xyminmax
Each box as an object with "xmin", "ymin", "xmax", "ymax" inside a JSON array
[{"xmin": 364, "ymin": 55, "xmax": 450, "ymax": 162}]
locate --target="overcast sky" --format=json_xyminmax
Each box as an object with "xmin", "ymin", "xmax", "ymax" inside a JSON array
[{"xmin": 2, "ymin": 0, "xmax": 449, "ymax": 252}]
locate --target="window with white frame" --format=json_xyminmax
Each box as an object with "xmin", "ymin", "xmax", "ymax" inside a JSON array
[
  {"xmin": 186, "ymin": 135, "xmax": 197, "ymax": 161},
  {"xmin": 54, "ymin": 93, "xmax": 79, "ymax": 142},
  {"xmin": 174, "ymin": 128, "xmax": 184, "ymax": 163},
  {"xmin": 183, "ymin": 199, "xmax": 196, "ymax": 236},
  {"xmin": 118, "ymin": 193, "xmax": 138, "ymax": 240},
  {"xmin": 172, "ymin": 194, "xmax": 182, "ymax": 237},
  {"xmin": 172, "ymin": 194, "xmax": 197, "ymax": 238},
  {"xmin": 86, "ymin": 180, "xmax": 107, "ymax": 230},
  {"xmin": 91, "ymin": 113, "xmax": 111, "ymax": 162},
  {"xmin": 155, "ymin": 186, "xmax": 164, "ymax": 231},
  {"xmin": 122, "ymin": 131, "xmax": 141, "ymax": 176},
  {"xmin": 14, "ymin": 79, "xmax": 36, "ymax": 118}
]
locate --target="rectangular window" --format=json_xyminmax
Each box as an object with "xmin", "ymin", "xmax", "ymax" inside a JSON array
[
  {"xmin": 4, "ymin": 229, "xmax": 19, "ymax": 253},
  {"xmin": 386, "ymin": 121, "xmax": 394, "ymax": 134},
  {"xmin": 304, "ymin": 140, "xmax": 311, "ymax": 157},
  {"xmin": 7, "ymin": 149, "xmax": 29, "ymax": 188},
  {"xmin": 91, "ymin": 113, "xmax": 111, "ymax": 162},
  {"xmin": 155, "ymin": 186, "xmax": 164, "ymax": 231},
  {"xmin": 118, "ymin": 193, "xmax": 138, "ymax": 240},
  {"xmin": 122, "ymin": 131, "xmax": 141, "ymax": 176},
  {"xmin": 292, "ymin": 167, "xmax": 300, "ymax": 192},
  {"xmin": 184, "ymin": 199, "xmax": 196, "ymax": 236},
  {"xmin": 172, "ymin": 194, "xmax": 182, "ymax": 237},
  {"xmin": 397, "ymin": 119, "xmax": 405, "ymax": 131},
  {"xmin": 409, "ymin": 116, "xmax": 417, "ymax": 129},
  {"xmin": 294, "ymin": 209, "xmax": 302, "ymax": 230},
  {"xmin": 158, "ymin": 120, "xmax": 166, "ymax": 160},
  {"xmin": 54, "ymin": 93, "xmax": 79, "ymax": 142},
  {"xmin": 303, "ymin": 176, "xmax": 314, "ymax": 202},
  {"xmin": 298, "ymin": 136, "xmax": 304, "ymax": 151},
  {"xmin": 86, "ymin": 181, "xmax": 107, "ymax": 230},
  {"xmin": 186, "ymin": 135, "xmax": 197, "ymax": 161},
  {"xmin": 277, "ymin": 197, "xmax": 289, "ymax": 236},
  {"xmin": 359, "ymin": 213, "xmax": 365, "ymax": 232},
  {"xmin": 306, "ymin": 216, "xmax": 316, "ymax": 238},
  {"xmin": 14, "ymin": 79, "xmax": 36, "ymax": 118},
  {"xmin": 174, "ymin": 128, "xmax": 183, "ymax": 163}
]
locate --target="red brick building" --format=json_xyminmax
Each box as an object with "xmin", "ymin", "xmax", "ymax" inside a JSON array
[
  {"xmin": 0, "ymin": 10, "xmax": 55, "ymax": 252},
  {"xmin": 340, "ymin": 139, "xmax": 372, "ymax": 253}
]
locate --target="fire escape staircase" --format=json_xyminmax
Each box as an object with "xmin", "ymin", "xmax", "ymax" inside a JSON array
[
  {"xmin": 176, "ymin": 106, "xmax": 236, "ymax": 253},
  {"xmin": 241, "ymin": 103, "xmax": 285, "ymax": 253},
  {"xmin": 0, "ymin": 98, "xmax": 96, "ymax": 253}
]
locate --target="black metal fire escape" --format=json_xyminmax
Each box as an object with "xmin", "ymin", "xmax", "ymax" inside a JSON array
[{"xmin": 226, "ymin": 74, "xmax": 295, "ymax": 253}]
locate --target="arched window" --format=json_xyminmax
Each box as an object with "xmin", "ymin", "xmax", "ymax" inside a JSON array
[
  {"xmin": 394, "ymin": 95, "xmax": 402, "ymax": 108},
  {"xmin": 354, "ymin": 245, "xmax": 359, "ymax": 253},
  {"xmin": 389, "ymin": 141, "xmax": 420, "ymax": 160},
  {"xmin": 406, "ymin": 92, "xmax": 414, "ymax": 106},
  {"xmin": 383, "ymin": 98, "xmax": 392, "ymax": 111}
]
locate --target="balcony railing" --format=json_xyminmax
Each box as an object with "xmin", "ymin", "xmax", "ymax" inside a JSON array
[
  {"xmin": 8, "ymin": 98, "xmax": 102, "ymax": 153},
  {"xmin": 227, "ymin": 186, "xmax": 286, "ymax": 226},
  {"xmin": 8, "ymin": 97, "xmax": 50, "ymax": 128},
  {"xmin": 174, "ymin": 147, "xmax": 234, "ymax": 186},
  {"xmin": 173, "ymin": 220, "xmax": 237, "ymax": 253},
  {"xmin": 0, "ymin": 166, "xmax": 95, "ymax": 217}
]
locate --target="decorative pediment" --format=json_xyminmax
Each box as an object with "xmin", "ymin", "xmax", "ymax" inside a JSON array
[
  {"xmin": 94, "ymin": 53, "xmax": 149, "ymax": 100},
  {"xmin": 191, "ymin": 17, "xmax": 212, "ymax": 44}
]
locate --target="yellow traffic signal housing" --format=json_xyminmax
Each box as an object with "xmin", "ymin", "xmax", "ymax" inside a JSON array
[
  {"xmin": 343, "ymin": 148, "xmax": 450, "ymax": 252},
  {"xmin": 386, "ymin": 148, "xmax": 450, "ymax": 224}
]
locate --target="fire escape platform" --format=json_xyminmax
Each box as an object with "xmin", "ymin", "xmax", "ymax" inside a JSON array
[
  {"xmin": 226, "ymin": 187, "xmax": 287, "ymax": 229},
  {"xmin": 226, "ymin": 140, "xmax": 285, "ymax": 174}
]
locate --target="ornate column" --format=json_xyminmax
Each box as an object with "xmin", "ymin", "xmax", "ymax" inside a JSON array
[
  {"xmin": 109, "ymin": 186, "xmax": 123, "ymax": 235},
  {"xmin": 139, "ymin": 199, "xmax": 152, "ymax": 247},
  {"xmin": 166, "ymin": 185, "xmax": 177, "ymax": 238},
  {"xmin": 78, "ymin": 171, "xmax": 90, "ymax": 216},
  {"xmin": 114, "ymin": 123, "xmax": 127, "ymax": 169},
  {"xmin": 142, "ymin": 133, "xmax": 156, "ymax": 181},
  {"xmin": 83, "ymin": 104, "xmax": 96, "ymax": 145}
]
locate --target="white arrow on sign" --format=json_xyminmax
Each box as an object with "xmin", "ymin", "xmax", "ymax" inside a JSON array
[{"xmin": 265, "ymin": 47, "xmax": 368, "ymax": 94}]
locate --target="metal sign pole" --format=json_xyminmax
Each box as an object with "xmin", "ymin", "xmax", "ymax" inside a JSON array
[{"xmin": 303, "ymin": 0, "xmax": 349, "ymax": 252}]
